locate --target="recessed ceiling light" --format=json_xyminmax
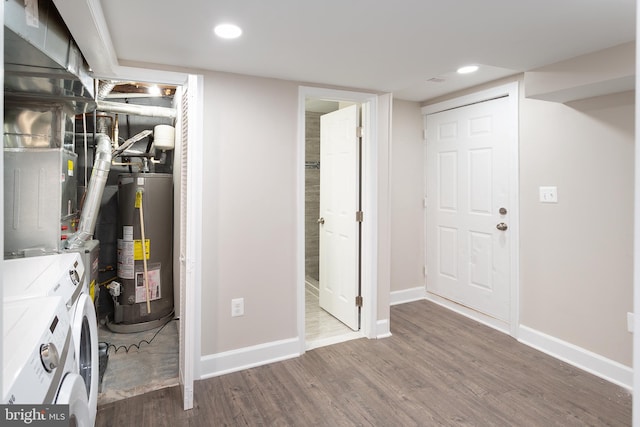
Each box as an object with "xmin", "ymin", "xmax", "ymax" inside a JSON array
[
  {"xmin": 214, "ymin": 23, "xmax": 242, "ymax": 39},
  {"xmin": 457, "ymin": 65, "xmax": 479, "ymax": 74}
]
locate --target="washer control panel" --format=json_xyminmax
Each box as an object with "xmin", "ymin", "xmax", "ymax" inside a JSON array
[{"xmin": 3, "ymin": 252, "xmax": 85, "ymax": 309}]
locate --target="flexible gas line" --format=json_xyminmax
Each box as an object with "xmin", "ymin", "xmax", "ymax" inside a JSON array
[{"xmin": 136, "ymin": 188, "xmax": 151, "ymax": 314}]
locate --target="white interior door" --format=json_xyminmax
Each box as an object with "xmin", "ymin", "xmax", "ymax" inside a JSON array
[
  {"xmin": 426, "ymin": 96, "xmax": 511, "ymax": 321},
  {"xmin": 176, "ymin": 74, "xmax": 202, "ymax": 411},
  {"xmin": 319, "ymin": 104, "xmax": 360, "ymax": 331}
]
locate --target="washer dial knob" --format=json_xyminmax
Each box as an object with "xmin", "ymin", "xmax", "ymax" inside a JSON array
[
  {"xmin": 69, "ymin": 269, "xmax": 80, "ymax": 286},
  {"xmin": 40, "ymin": 343, "xmax": 60, "ymax": 372}
]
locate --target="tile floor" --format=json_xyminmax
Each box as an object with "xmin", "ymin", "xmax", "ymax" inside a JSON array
[{"xmin": 304, "ymin": 277, "xmax": 360, "ymax": 349}]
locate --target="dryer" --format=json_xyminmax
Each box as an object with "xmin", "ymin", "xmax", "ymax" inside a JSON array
[
  {"xmin": 3, "ymin": 296, "xmax": 91, "ymax": 426},
  {"xmin": 3, "ymin": 252, "xmax": 86, "ymax": 307},
  {"xmin": 3, "ymin": 253, "xmax": 98, "ymax": 425}
]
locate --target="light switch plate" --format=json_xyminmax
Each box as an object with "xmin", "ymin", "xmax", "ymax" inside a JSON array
[
  {"xmin": 539, "ymin": 186, "xmax": 558, "ymax": 203},
  {"xmin": 231, "ymin": 298, "xmax": 244, "ymax": 317}
]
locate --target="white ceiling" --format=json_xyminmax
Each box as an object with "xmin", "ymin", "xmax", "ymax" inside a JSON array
[{"xmin": 70, "ymin": 0, "xmax": 636, "ymax": 102}]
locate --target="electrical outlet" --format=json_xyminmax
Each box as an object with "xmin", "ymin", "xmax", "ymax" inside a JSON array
[
  {"xmin": 627, "ymin": 312, "xmax": 634, "ymax": 333},
  {"xmin": 231, "ymin": 298, "xmax": 244, "ymax": 317},
  {"xmin": 539, "ymin": 186, "xmax": 558, "ymax": 203}
]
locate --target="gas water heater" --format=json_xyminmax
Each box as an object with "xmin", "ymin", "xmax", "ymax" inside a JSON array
[{"xmin": 111, "ymin": 173, "xmax": 173, "ymax": 332}]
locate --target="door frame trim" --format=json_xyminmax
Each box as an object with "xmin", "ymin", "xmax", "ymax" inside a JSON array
[
  {"xmin": 297, "ymin": 86, "xmax": 380, "ymax": 353},
  {"xmin": 91, "ymin": 67, "xmax": 202, "ymax": 408},
  {"xmin": 421, "ymin": 81, "xmax": 520, "ymax": 337}
]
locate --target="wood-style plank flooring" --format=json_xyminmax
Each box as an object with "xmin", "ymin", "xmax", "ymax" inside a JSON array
[{"xmin": 96, "ymin": 300, "xmax": 631, "ymax": 426}]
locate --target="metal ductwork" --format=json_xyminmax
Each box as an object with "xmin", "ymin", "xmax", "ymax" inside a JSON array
[
  {"xmin": 65, "ymin": 134, "xmax": 112, "ymax": 249},
  {"xmin": 5, "ymin": 0, "xmax": 95, "ymax": 113}
]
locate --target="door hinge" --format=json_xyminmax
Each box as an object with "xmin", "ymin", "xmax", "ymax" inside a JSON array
[
  {"xmin": 356, "ymin": 295, "xmax": 363, "ymax": 307},
  {"xmin": 356, "ymin": 211, "xmax": 364, "ymax": 222},
  {"xmin": 356, "ymin": 126, "xmax": 363, "ymax": 138}
]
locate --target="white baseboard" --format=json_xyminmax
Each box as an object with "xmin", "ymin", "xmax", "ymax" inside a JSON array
[
  {"xmin": 390, "ymin": 286, "xmax": 426, "ymax": 306},
  {"xmin": 518, "ymin": 325, "xmax": 633, "ymax": 391},
  {"xmin": 425, "ymin": 292, "xmax": 510, "ymax": 334},
  {"xmin": 198, "ymin": 312, "xmax": 632, "ymax": 393},
  {"xmin": 376, "ymin": 318, "xmax": 392, "ymax": 338},
  {"xmin": 199, "ymin": 325, "xmax": 391, "ymax": 379},
  {"xmin": 199, "ymin": 338, "xmax": 300, "ymax": 379}
]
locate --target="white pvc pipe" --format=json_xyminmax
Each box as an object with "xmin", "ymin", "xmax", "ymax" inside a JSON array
[{"xmin": 96, "ymin": 100, "xmax": 177, "ymax": 119}]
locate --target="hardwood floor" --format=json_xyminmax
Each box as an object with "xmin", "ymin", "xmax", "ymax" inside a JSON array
[{"xmin": 96, "ymin": 300, "xmax": 631, "ymax": 426}]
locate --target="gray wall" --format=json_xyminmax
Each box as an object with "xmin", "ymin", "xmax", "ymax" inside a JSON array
[
  {"xmin": 197, "ymin": 70, "xmax": 391, "ymax": 357},
  {"xmin": 200, "ymin": 71, "xmax": 299, "ymax": 354},
  {"xmin": 519, "ymin": 90, "xmax": 634, "ymax": 366},
  {"xmin": 390, "ymin": 99, "xmax": 425, "ymax": 292}
]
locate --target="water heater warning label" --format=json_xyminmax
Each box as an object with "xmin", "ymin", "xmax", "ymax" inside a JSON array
[
  {"xmin": 133, "ymin": 239, "xmax": 151, "ymax": 260},
  {"xmin": 135, "ymin": 265, "xmax": 161, "ymax": 303},
  {"xmin": 117, "ymin": 239, "xmax": 135, "ymax": 279},
  {"xmin": 117, "ymin": 238, "xmax": 151, "ymax": 279}
]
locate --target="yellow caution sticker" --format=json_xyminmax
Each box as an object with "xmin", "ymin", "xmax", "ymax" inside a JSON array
[
  {"xmin": 68, "ymin": 159, "xmax": 74, "ymax": 176},
  {"xmin": 90, "ymin": 280, "xmax": 96, "ymax": 301},
  {"xmin": 135, "ymin": 190, "xmax": 143, "ymax": 208},
  {"xmin": 134, "ymin": 239, "xmax": 150, "ymax": 260}
]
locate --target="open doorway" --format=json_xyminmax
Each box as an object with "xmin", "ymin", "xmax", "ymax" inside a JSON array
[
  {"xmin": 91, "ymin": 80, "xmax": 180, "ymax": 404},
  {"xmin": 298, "ymin": 86, "xmax": 388, "ymax": 353},
  {"xmin": 91, "ymin": 74, "xmax": 201, "ymax": 411},
  {"xmin": 304, "ymin": 98, "xmax": 362, "ymax": 348}
]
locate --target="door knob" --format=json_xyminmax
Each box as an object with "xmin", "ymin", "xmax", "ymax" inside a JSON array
[
  {"xmin": 317, "ymin": 217, "xmax": 325, "ymax": 225},
  {"xmin": 496, "ymin": 222, "xmax": 508, "ymax": 231}
]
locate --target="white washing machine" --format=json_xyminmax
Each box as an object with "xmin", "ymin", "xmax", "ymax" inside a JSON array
[
  {"xmin": 3, "ymin": 253, "xmax": 98, "ymax": 426},
  {"xmin": 3, "ymin": 296, "xmax": 91, "ymax": 426},
  {"xmin": 3, "ymin": 252, "xmax": 86, "ymax": 307}
]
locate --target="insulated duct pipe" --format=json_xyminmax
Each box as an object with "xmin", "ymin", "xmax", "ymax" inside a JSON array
[
  {"xmin": 66, "ymin": 133, "xmax": 113, "ymax": 249},
  {"xmin": 96, "ymin": 100, "xmax": 177, "ymax": 119},
  {"xmin": 97, "ymin": 80, "xmax": 118, "ymax": 99}
]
